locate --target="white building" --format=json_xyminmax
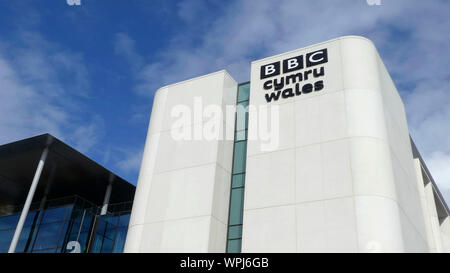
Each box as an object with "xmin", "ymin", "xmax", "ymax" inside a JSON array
[{"xmin": 124, "ymin": 36, "xmax": 450, "ymax": 253}]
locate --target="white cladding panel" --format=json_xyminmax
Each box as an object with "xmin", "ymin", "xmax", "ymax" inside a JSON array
[
  {"xmin": 126, "ymin": 36, "xmax": 445, "ymax": 253},
  {"xmin": 124, "ymin": 71, "xmax": 237, "ymax": 252},
  {"xmin": 243, "ymin": 36, "xmax": 429, "ymax": 252}
]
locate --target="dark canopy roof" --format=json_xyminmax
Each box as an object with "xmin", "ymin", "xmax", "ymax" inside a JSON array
[{"xmin": 0, "ymin": 134, "xmax": 135, "ymax": 207}]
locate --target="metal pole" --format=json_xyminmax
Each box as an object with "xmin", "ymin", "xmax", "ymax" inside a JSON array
[
  {"xmin": 8, "ymin": 147, "xmax": 49, "ymax": 253},
  {"xmin": 38, "ymin": 163, "xmax": 56, "ymax": 210},
  {"xmin": 100, "ymin": 174, "xmax": 114, "ymax": 215}
]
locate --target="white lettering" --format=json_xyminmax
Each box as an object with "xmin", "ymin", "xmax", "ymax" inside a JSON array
[
  {"xmin": 265, "ymin": 64, "xmax": 276, "ymax": 76},
  {"xmin": 309, "ymin": 51, "xmax": 325, "ymax": 63},
  {"xmin": 287, "ymin": 58, "xmax": 299, "ymax": 70}
]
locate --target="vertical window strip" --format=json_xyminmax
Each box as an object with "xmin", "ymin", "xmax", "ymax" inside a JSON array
[{"xmin": 226, "ymin": 82, "xmax": 250, "ymax": 253}]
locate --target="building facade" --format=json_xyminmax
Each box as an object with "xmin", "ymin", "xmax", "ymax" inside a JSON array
[
  {"xmin": 0, "ymin": 134, "xmax": 135, "ymax": 253},
  {"xmin": 124, "ymin": 36, "xmax": 450, "ymax": 253}
]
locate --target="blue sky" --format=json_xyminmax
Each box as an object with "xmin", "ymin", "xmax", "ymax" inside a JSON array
[{"xmin": 1, "ymin": 0, "xmax": 450, "ymax": 203}]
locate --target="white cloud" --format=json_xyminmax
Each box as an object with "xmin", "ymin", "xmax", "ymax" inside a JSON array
[
  {"xmin": 0, "ymin": 56, "xmax": 65, "ymax": 143},
  {"xmin": 134, "ymin": 0, "xmax": 402, "ymax": 93},
  {"xmin": 69, "ymin": 114, "xmax": 105, "ymax": 154},
  {"xmin": 427, "ymin": 152, "xmax": 450, "ymax": 190},
  {"xmin": 177, "ymin": 0, "xmax": 214, "ymax": 24},
  {"xmin": 0, "ymin": 32, "xmax": 103, "ymax": 154},
  {"xmin": 115, "ymin": 148, "xmax": 144, "ymax": 175},
  {"xmin": 132, "ymin": 0, "xmax": 450, "ymax": 203},
  {"xmin": 114, "ymin": 32, "xmax": 144, "ymax": 72}
]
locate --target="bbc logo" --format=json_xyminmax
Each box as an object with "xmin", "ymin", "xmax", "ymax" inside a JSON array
[{"xmin": 260, "ymin": 49, "xmax": 328, "ymax": 79}]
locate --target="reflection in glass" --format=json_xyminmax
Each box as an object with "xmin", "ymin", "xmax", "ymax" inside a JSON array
[
  {"xmin": 232, "ymin": 174, "xmax": 245, "ymax": 188},
  {"xmin": 118, "ymin": 214, "xmax": 130, "ymax": 227},
  {"xmin": 100, "ymin": 238, "xmax": 113, "ymax": 253},
  {"xmin": 236, "ymin": 101, "xmax": 249, "ymax": 131},
  {"xmin": 228, "ymin": 225, "xmax": 242, "ymax": 240},
  {"xmin": 112, "ymin": 227, "xmax": 127, "ymax": 253},
  {"xmin": 238, "ymin": 83, "xmax": 250, "ymax": 102},
  {"xmin": 16, "ymin": 226, "xmax": 32, "ymax": 252},
  {"xmin": 41, "ymin": 206, "xmax": 68, "ymax": 224},
  {"xmin": 33, "ymin": 222, "xmax": 64, "ymax": 250},
  {"xmin": 227, "ymin": 82, "xmax": 249, "ymax": 254},
  {"xmin": 235, "ymin": 130, "xmax": 247, "ymax": 142},
  {"xmin": 0, "ymin": 196, "xmax": 131, "ymax": 253},
  {"xmin": 227, "ymin": 239, "xmax": 242, "ymax": 253},
  {"xmin": 89, "ymin": 212, "xmax": 131, "ymax": 253},
  {"xmin": 229, "ymin": 188, "xmax": 244, "ymax": 226},
  {"xmin": 0, "ymin": 229, "xmax": 13, "ymax": 253},
  {"xmin": 232, "ymin": 142, "xmax": 247, "ymax": 174}
]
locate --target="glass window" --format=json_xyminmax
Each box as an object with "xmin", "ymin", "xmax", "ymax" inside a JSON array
[
  {"xmin": 237, "ymin": 84, "xmax": 250, "ymax": 102},
  {"xmin": 229, "ymin": 188, "xmax": 244, "ymax": 226},
  {"xmin": 95, "ymin": 218, "xmax": 107, "ymax": 235},
  {"xmin": 41, "ymin": 207, "xmax": 68, "ymax": 224},
  {"xmin": 235, "ymin": 130, "xmax": 247, "ymax": 141},
  {"xmin": 232, "ymin": 174, "xmax": 245, "ymax": 188},
  {"xmin": 16, "ymin": 226, "xmax": 32, "ymax": 252},
  {"xmin": 89, "ymin": 213, "xmax": 129, "ymax": 253},
  {"xmin": 103, "ymin": 215, "xmax": 119, "ymax": 227},
  {"xmin": 69, "ymin": 209, "xmax": 95, "ymax": 239},
  {"xmin": 56, "ymin": 221, "xmax": 69, "ymax": 249},
  {"xmin": 68, "ymin": 213, "xmax": 83, "ymax": 233},
  {"xmin": 32, "ymin": 248, "xmax": 57, "ymax": 253},
  {"xmin": 33, "ymin": 222, "xmax": 64, "ymax": 250},
  {"xmin": 77, "ymin": 232, "xmax": 90, "ymax": 253},
  {"xmin": 109, "ymin": 216, "xmax": 120, "ymax": 226},
  {"xmin": 236, "ymin": 101, "xmax": 249, "ymax": 131},
  {"xmin": 227, "ymin": 239, "xmax": 242, "ymax": 253},
  {"xmin": 0, "ymin": 212, "xmax": 37, "ymax": 231},
  {"xmin": 0, "ymin": 215, "xmax": 19, "ymax": 230},
  {"xmin": 69, "ymin": 207, "xmax": 84, "ymax": 222},
  {"xmin": 238, "ymin": 99, "xmax": 249, "ymax": 108},
  {"xmin": 25, "ymin": 211, "xmax": 37, "ymax": 227},
  {"xmin": 0, "ymin": 229, "xmax": 14, "ymax": 253},
  {"xmin": 112, "ymin": 227, "xmax": 128, "ymax": 253},
  {"xmin": 232, "ymin": 141, "xmax": 247, "ymax": 174},
  {"xmin": 100, "ymin": 238, "xmax": 113, "ymax": 253},
  {"xmin": 81, "ymin": 214, "xmax": 95, "ymax": 233},
  {"xmin": 90, "ymin": 235, "xmax": 104, "ymax": 253},
  {"xmin": 227, "ymin": 83, "xmax": 249, "ymax": 254},
  {"xmin": 70, "ymin": 211, "xmax": 94, "ymax": 234},
  {"xmin": 105, "ymin": 225, "xmax": 117, "ymax": 241},
  {"xmin": 118, "ymin": 214, "xmax": 130, "ymax": 227},
  {"xmin": 228, "ymin": 225, "xmax": 242, "ymax": 240},
  {"xmin": 65, "ymin": 230, "xmax": 79, "ymax": 250}
]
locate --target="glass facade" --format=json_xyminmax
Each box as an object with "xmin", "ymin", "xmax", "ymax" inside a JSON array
[
  {"xmin": 226, "ymin": 82, "xmax": 250, "ymax": 253},
  {"xmin": 0, "ymin": 196, "xmax": 132, "ymax": 253},
  {"xmin": 89, "ymin": 202, "xmax": 132, "ymax": 253}
]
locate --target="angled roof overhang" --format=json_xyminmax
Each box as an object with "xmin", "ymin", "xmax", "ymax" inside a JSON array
[{"xmin": 0, "ymin": 134, "xmax": 135, "ymax": 208}]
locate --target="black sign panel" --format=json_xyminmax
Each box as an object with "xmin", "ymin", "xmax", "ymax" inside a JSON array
[
  {"xmin": 306, "ymin": 49, "xmax": 328, "ymax": 67},
  {"xmin": 282, "ymin": 55, "xmax": 304, "ymax": 74},
  {"xmin": 260, "ymin": 61, "xmax": 280, "ymax": 79}
]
